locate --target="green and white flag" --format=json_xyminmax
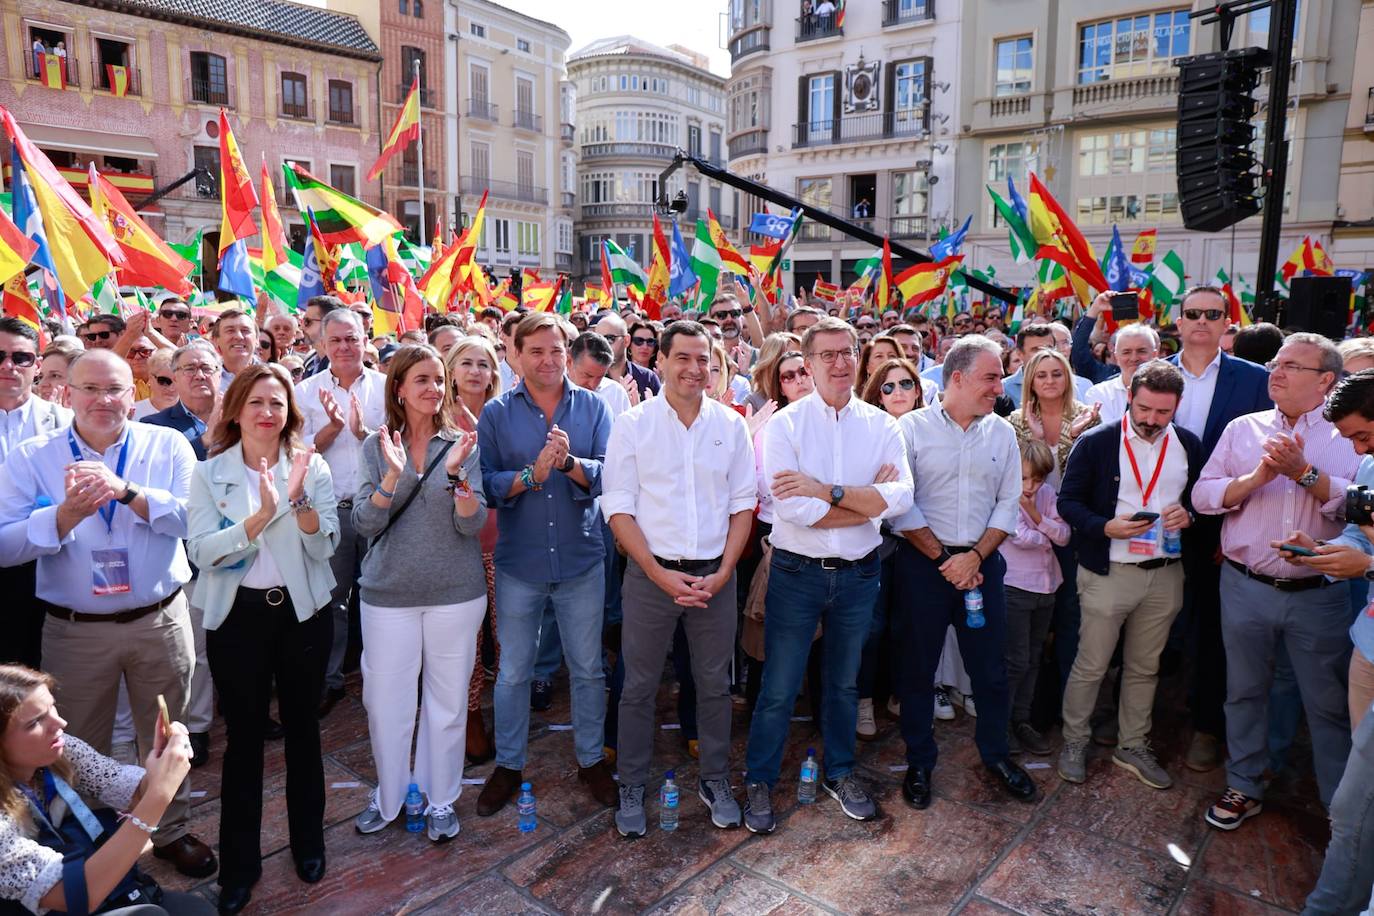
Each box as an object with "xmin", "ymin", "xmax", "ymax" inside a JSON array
[
  {"xmin": 689, "ymin": 219, "xmax": 723, "ymax": 305},
  {"xmin": 604, "ymin": 239, "xmax": 647, "ymax": 293},
  {"xmin": 89, "ymin": 275, "xmax": 121, "ymax": 315},
  {"xmin": 1150, "ymin": 250, "xmax": 1185, "ymax": 301}
]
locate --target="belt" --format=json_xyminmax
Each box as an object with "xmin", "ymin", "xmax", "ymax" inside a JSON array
[
  {"xmin": 240, "ymin": 585, "xmax": 291, "ymax": 607},
  {"xmin": 653, "ymin": 556, "xmax": 722, "ymax": 573},
  {"xmin": 1121, "ymin": 557, "xmax": 1181, "ymax": 571},
  {"xmin": 1226, "ymin": 558, "xmax": 1333, "ymax": 592},
  {"xmin": 774, "ymin": 547, "xmax": 878, "ymax": 571},
  {"xmin": 46, "ymin": 588, "xmax": 183, "ymax": 624},
  {"xmin": 336, "ymin": 498, "xmax": 354, "ymax": 509}
]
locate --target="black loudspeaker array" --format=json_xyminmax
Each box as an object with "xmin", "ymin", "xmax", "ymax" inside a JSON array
[
  {"xmin": 1286, "ymin": 276, "xmax": 1352, "ymax": 341},
  {"xmin": 1175, "ymin": 47, "xmax": 1271, "ymax": 232}
]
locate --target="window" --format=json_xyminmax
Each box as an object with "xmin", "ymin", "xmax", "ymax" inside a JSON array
[
  {"xmin": 517, "ymin": 151, "xmax": 535, "ymax": 192},
  {"xmin": 399, "ymin": 0, "xmax": 407, "ymax": 12},
  {"xmin": 517, "ymin": 38, "xmax": 530, "ymax": 53},
  {"xmin": 1077, "ymin": 127, "xmax": 1176, "ymax": 176},
  {"xmin": 27, "ymin": 26, "xmax": 72, "ymax": 84},
  {"xmin": 493, "ymin": 218, "xmax": 511, "ymax": 254},
  {"xmin": 517, "ymin": 221, "xmax": 540, "ymax": 257},
  {"xmin": 995, "ymin": 37, "xmax": 1033, "ymax": 96},
  {"xmin": 798, "ymin": 177, "xmax": 832, "ymax": 213},
  {"xmin": 413, "ymin": 0, "xmax": 423, "ymax": 17},
  {"xmin": 985, "ymin": 141, "xmax": 1036, "ymax": 226},
  {"xmin": 556, "ymin": 220, "xmax": 573, "ymax": 254},
  {"xmin": 95, "ymin": 38, "xmax": 133, "ymax": 93},
  {"xmin": 892, "ymin": 171, "xmax": 929, "ymax": 220},
  {"xmin": 807, "ymin": 73, "xmax": 836, "ymax": 140},
  {"xmin": 402, "ymin": 46, "xmax": 426, "ymax": 89},
  {"xmin": 193, "ymin": 145, "xmax": 220, "ymax": 198},
  {"xmin": 1078, "ymin": 10, "xmax": 1190, "ymax": 84},
  {"xmin": 328, "ymin": 80, "xmax": 354, "ymax": 123},
  {"xmin": 1075, "ymin": 126, "xmax": 1180, "ymax": 223},
  {"xmin": 281, "ymin": 72, "xmax": 308, "ymax": 118},
  {"xmin": 516, "ymin": 76, "xmax": 535, "ymax": 124},
  {"xmin": 709, "ymin": 130, "xmax": 722, "ymax": 162},
  {"xmin": 470, "ymin": 22, "xmax": 486, "ymax": 38},
  {"xmin": 708, "ymin": 183, "xmax": 722, "ymax": 216},
  {"xmin": 687, "ymin": 124, "xmax": 702, "ymax": 156},
  {"xmin": 330, "ymin": 165, "xmax": 356, "ymax": 196},
  {"xmin": 891, "ymin": 59, "xmax": 928, "ymax": 133},
  {"xmin": 189, "ymin": 51, "xmax": 227, "ymax": 105},
  {"xmin": 470, "ymin": 142, "xmax": 490, "ymax": 181}
]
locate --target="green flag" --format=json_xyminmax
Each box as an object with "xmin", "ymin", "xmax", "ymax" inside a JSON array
[
  {"xmin": 986, "ymin": 185, "xmax": 1036, "ymax": 264},
  {"xmin": 168, "ymin": 229, "xmax": 203, "ymax": 291},
  {"xmin": 689, "ymin": 219, "xmax": 722, "ymax": 305},
  {"xmin": 556, "ymin": 281, "xmax": 573, "ymax": 315},
  {"xmin": 604, "ymin": 239, "xmax": 647, "ymax": 293}
]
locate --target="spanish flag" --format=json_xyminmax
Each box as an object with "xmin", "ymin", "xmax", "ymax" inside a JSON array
[
  {"xmin": 522, "ymin": 276, "xmax": 560, "ymax": 312},
  {"xmin": 259, "ymin": 156, "xmax": 288, "ymax": 273},
  {"xmin": 875, "ymin": 238, "xmax": 894, "ymax": 310},
  {"xmin": 1, "ymin": 273, "xmax": 45, "ymax": 347},
  {"xmin": 105, "ymin": 65, "xmax": 130, "ymax": 98},
  {"xmin": 88, "ymin": 165, "xmax": 193, "ymax": 295},
  {"xmin": 38, "ymin": 53, "xmax": 65, "ymax": 91},
  {"xmin": 217, "ymin": 109, "xmax": 259, "ymax": 254},
  {"xmin": 1130, "ymin": 229, "xmax": 1156, "ymax": 265},
  {"xmin": 368, "ymin": 78, "xmax": 421, "ymax": 182},
  {"xmin": 0, "ymin": 207, "xmax": 37, "ymax": 287},
  {"xmin": 895, "ymin": 255, "xmax": 963, "ymax": 307},
  {"xmin": 642, "ymin": 214, "xmax": 670, "ymax": 320},
  {"xmin": 1027, "ymin": 173, "xmax": 1108, "ymax": 293}
]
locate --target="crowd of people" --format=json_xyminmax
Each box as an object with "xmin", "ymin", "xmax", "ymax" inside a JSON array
[{"xmin": 0, "ymin": 282, "xmax": 1371, "ymax": 915}]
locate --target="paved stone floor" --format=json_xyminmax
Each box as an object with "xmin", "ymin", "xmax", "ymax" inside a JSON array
[{"xmin": 143, "ymin": 671, "xmax": 1332, "ymax": 915}]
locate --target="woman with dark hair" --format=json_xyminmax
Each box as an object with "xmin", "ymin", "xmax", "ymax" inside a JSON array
[
  {"xmin": 256, "ymin": 330, "xmax": 279, "ymax": 365},
  {"xmin": 0, "ymin": 664, "xmax": 209, "ymax": 914},
  {"xmin": 854, "ymin": 334, "xmax": 902, "ymax": 394},
  {"xmin": 188, "ymin": 363, "xmax": 339, "ymax": 913},
  {"xmin": 351, "ymin": 345, "xmax": 486, "ymax": 843},
  {"xmin": 627, "ymin": 319, "xmax": 659, "ymax": 371}
]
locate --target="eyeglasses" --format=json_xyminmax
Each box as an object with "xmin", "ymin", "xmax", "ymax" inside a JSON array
[
  {"xmin": 600, "ymin": 333, "xmax": 624, "ymax": 343},
  {"xmin": 808, "ymin": 346, "xmax": 858, "ymax": 365},
  {"xmin": 880, "ymin": 377, "xmax": 917, "ymax": 396},
  {"xmin": 176, "ymin": 364, "xmax": 218, "ymax": 377},
  {"xmin": 159, "ymin": 309, "xmax": 191, "ymax": 321},
  {"xmin": 81, "ymin": 330, "xmax": 114, "ymax": 342},
  {"xmin": 154, "ymin": 375, "xmax": 174, "ymax": 387},
  {"xmin": 631, "ymin": 336, "xmax": 656, "ymax": 347},
  {"xmin": 72, "ymin": 384, "xmax": 131, "ymax": 399},
  {"xmin": 1265, "ymin": 359, "xmax": 1327, "ymax": 375},
  {"xmin": 127, "ymin": 348, "xmax": 154, "ymax": 359},
  {"xmin": 779, "ymin": 367, "xmax": 810, "ymax": 384},
  {"xmin": 0, "ymin": 351, "xmax": 37, "ymax": 368},
  {"xmin": 856, "ymin": 321, "xmax": 877, "ymax": 330},
  {"xmin": 711, "ymin": 309, "xmax": 743, "ymax": 319},
  {"xmin": 1182, "ymin": 308, "xmax": 1226, "ymax": 322}
]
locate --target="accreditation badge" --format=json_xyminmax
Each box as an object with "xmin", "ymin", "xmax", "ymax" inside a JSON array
[{"xmin": 91, "ymin": 548, "xmax": 132, "ymax": 595}]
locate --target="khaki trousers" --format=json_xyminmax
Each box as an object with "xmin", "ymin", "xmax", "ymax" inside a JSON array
[
  {"xmin": 1351, "ymin": 650, "xmax": 1374, "ymax": 733},
  {"xmin": 1062, "ymin": 562, "xmax": 1183, "ymax": 747},
  {"xmin": 43, "ymin": 592, "xmax": 196, "ymax": 845}
]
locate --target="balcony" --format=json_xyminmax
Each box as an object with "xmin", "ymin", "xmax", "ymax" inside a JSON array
[
  {"xmin": 580, "ymin": 202, "xmax": 655, "ymax": 220},
  {"xmin": 581, "ymin": 141, "xmax": 678, "ymax": 161},
  {"xmin": 890, "ymin": 215, "xmax": 929, "ymax": 238},
  {"xmin": 793, "ymin": 110, "xmax": 927, "ymax": 148},
  {"xmin": 399, "ymin": 84, "xmax": 435, "ymax": 107},
  {"xmin": 398, "ymin": 166, "xmax": 438, "ymax": 188},
  {"xmin": 460, "ymin": 175, "xmax": 548, "ymax": 204},
  {"xmin": 327, "ymin": 105, "xmax": 355, "ymax": 126},
  {"xmin": 798, "ymin": 223, "xmax": 831, "ymax": 243},
  {"xmin": 189, "ymin": 77, "xmax": 230, "ymax": 106},
  {"xmin": 795, "ymin": 15, "xmax": 842, "ymax": 43},
  {"xmin": 92, "ymin": 62, "xmax": 140, "ymax": 96},
  {"xmin": 561, "ymin": 191, "xmax": 576, "ymax": 209},
  {"xmin": 467, "ymin": 98, "xmax": 498, "ymax": 121},
  {"xmin": 555, "ymin": 252, "xmax": 574, "ymax": 272},
  {"xmin": 728, "ymin": 129, "xmax": 769, "ymax": 160},
  {"xmin": 729, "ymin": 27, "xmax": 771, "ymax": 62},
  {"xmin": 280, "ymin": 97, "xmax": 313, "ymax": 121},
  {"xmin": 560, "ymin": 122, "xmax": 575, "ymax": 142},
  {"xmin": 27, "ymin": 54, "xmax": 80, "ymax": 88},
  {"xmin": 990, "ymin": 95, "xmax": 1030, "ymax": 117},
  {"xmin": 513, "ymin": 110, "xmax": 543, "ymax": 132},
  {"xmin": 1069, "ymin": 73, "xmax": 1178, "ymax": 117},
  {"xmin": 882, "ymin": 0, "xmax": 934, "ymax": 27}
]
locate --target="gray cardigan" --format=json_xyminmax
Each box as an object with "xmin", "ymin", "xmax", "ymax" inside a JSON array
[{"xmin": 352, "ymin": 429, "xmax": 488, "ymax": 607}]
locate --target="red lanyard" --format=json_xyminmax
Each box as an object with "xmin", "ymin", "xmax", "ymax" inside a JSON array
[{"xmin": 1122, "ymin": 415, "xmax": 1169, "ymax": 506}]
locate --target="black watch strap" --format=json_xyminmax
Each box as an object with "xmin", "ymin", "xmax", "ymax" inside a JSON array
[
  {"xmin": 116, "ymin": 482, "xmax": 138, "ymax": 505},
  {"xmin": 560, "ymin": 454, "xmax": 576, "ymax": 473}
]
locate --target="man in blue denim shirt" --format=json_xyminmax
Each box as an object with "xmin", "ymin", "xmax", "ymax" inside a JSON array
[{"xmin": 475, "ymin": 313, "xmax": 618, "ymax": 816}]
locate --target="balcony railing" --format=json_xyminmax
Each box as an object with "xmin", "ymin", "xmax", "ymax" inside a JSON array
[
  {"xmin": 561, "ymin": 191, "xmax": 576, "ymax": 209},
  {"xmin": 729, "ymin": 27, "xmax": 771, "ymax": 61},
  {"xmin": 989, "ymin": 95, "xmax": 1031, "ymax": 117},
  {"xmin": 729, "ymin": 130, "xmax": 769, "ymax": 159},
  {"xmin": 795, "ymin": 15, "xmax": 842, "ymax": 43},
  {"xmin": 400, "ymin": 84, "xmax": 435, "ymax": 107},
  {"xmin": 398, "ymin": 166, "xmax": 438, "ymax": 188},
  {"xmin": 798, "ymin": 223, "xmax": 831, "ymax": 242},
  {"xmin": 581, "ymin": 141, "xmax": 678, "ymax": 161},
  {"xmin": 580, "ymin": 202, "xmax": 655, "ymax": 219},
  {"xmin": 1071, "ymin": 73, "xmax": 1177, "ymax": 109},
  {"xmin": 467, "ymin": 98, "xmax": 498, "ymax": 121},
  {"xmin": 513, "ymin": 110, "xmax": 543, "ymax": 132},
  {"xmin": 889, "ymin": 215, "xmax": 928, "ymax": 238},
  {"xmin": 280, "ymin": 97, "xmax": 313, "ymax": 120},
  {"xmin": 327, "ymin": 105, "xmax": 355, "ymax": 125},
  {"xmin": 560, "ymin": 122, "xmax": 575, "ymax": 142},
  {"xmin": 27, "ymin": 54, "xmax": 80, "ymax": 88},
  {"xmin": 189, "ymin": 77, "xmax": 229, "ymax": 106},
  {"xmin": 882, "ymin": 0, "xmax": 934, "ymax": 27},
  {"xmin": 793, "ymin": 110, "xmax": 927, "ymax": 148},
  {"xmin": 460, "ymin": 175, "xmax": 547, "ymax": 204},
  {"xmin": 92, "ymin": 62, "xmax": 140, "ymax": 95}
]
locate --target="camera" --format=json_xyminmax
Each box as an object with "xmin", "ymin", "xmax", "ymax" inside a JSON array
[{"xmin": 1346, "ymin": 484, "xmax": 1374, "ymax": 526}]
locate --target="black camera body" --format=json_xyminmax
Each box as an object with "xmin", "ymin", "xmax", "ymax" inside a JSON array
[{"xmin": 1346, "ymin": 484, "xmax": 1374, "ymax": 526}]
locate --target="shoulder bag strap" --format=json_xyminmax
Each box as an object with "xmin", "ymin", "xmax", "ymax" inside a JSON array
[{"xmin": 373, "ymin": 440, "xmax": 455, "ymax": 542}]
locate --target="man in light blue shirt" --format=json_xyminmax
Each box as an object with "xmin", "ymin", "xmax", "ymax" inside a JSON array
[{"xmin": 0, "ymin": 349, "xmax": 216, "ymax": 877}]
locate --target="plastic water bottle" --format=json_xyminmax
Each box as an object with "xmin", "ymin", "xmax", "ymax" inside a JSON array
[
  {"xmin": 659, "ymin": 771, "xmax": 680, "ymax": 831},
  {"xmin": 798, "ymin": 748, "xmax": 819, "ymax": 805},
  {"xmin": 1162, "ymin": 526, "xmax": 1182, "ymax": 558},
  {"xmin": 517, "ymin": 782, "xmax": 537, "ymax": 833},
  {"xmin": 404, "ymin": 783, "xmax": 425, "ymax": 833},
  {"xmin": 965, "ymin": 587, "xmax": 986, "ymax": 629}
]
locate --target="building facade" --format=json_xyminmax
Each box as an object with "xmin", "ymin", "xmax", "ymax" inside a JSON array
[
  {"xmin": 1332, "ymin": 0, "xmax": 1374, "ymax": 265},
  {"xmin": 725, "ymin": 0, "xmax": 958, "ymax": 291},
  {"xmin": 952, "ymin": 0, "xmax": 1366, "ymax": 292},
  {"xmin": 1, "ymin": 0, "xmax": 382, "ymax": 283},
  {"xmin": 448, "ymin": 0, "xmax": 574, "ymax": 277},
  {"xmin": 569, "ymin": 36, "xmax": 732, "ymax": 285}
]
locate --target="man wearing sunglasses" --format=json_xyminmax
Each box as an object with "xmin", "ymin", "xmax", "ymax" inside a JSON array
[
  {"xmin": 593, "ymin": 313, "xmax": 660, "ymax": 401},
  {"xmin": 77, "ymin": 315, "xmax": 126, "ymax": 350},
  {"xmin": 0, "ymin": 316, "xmax": 72, "ymax": 669},
  {"xmin": 1166, "ymin": 286, "xmax": 1273, "ymax": 775},
  {"xmin": 153, "ymin": 298, "xmax": 195, "ymax": 347}
]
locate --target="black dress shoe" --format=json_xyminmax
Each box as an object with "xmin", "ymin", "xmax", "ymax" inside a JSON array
[
  {"xmin": 902, "ymin": 765, "xmax": 933, "ymax": 810},
  {"xmin": 264, "ymin": 717, "xmax": 285, "ymax": 740},
  {"xmin": 218, "ymin": 884, "xmax": 252, "ymax": 915},
  {"xmin": 988, "ymin": 759, "xmax": 1038, "ymax": 802},
  {"xmin": 189, "ymin": 732, "xmax": 211, "ymax": 769},
  {"xmin": 530, "ymin": 680, "xmax": 553, "ymax": 712},
  {"xmin": 294, "ymin": 854, "xmax": 326, "ymax": 884},
  {"xmin": 317, "ymin": 687, "xmax": 346, "ymax": 719}
]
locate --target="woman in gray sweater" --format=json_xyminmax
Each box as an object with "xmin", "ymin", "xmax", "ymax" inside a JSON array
[{"xmin": 350, "ymin": 345, "xmax": 487, "ymax": 843}]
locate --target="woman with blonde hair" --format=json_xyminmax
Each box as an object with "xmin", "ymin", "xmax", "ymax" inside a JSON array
[
  {"xmin": 1009, "ymin": 348, "xmax": 1101, "ymax": 487},
  {"xmin": 743, "ymin": 332, "xmax": 802, "ymax": 411}
]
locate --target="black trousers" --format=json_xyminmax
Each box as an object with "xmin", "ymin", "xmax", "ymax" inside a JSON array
[
  {"xmin": 206, "ymin": 588, "xmax": 330, "ymax": 887},
  {"xmin": 1184, "ymin": 519, "xmax": 1226, "ymax": 737},
  {"xmin": 0, "ymin": 561, "xmax": 46, "ymax": 668}
]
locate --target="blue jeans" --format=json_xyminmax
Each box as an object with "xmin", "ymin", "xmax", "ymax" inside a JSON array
[
  {"xmin": 533, "ymin": 602, "xmax": 562, "ymax": 682},
  {"xmin": 494, "ymin": 567, "xmax": 606, "ymax": 769},
  {"xmin": 744, "ymin": 549, "xmax": 880, "ymax": 786},
  {"xmin": 1302, "ymin": 700, "xmax": 1374, "ymax": 915}
]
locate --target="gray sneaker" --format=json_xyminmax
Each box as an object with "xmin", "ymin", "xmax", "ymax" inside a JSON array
[
  {"xmin": 425, "ymin": 803, "xmax": 459, "ymax": 842},
  {"xmin": 615, "ymin": 784, "xmax": 647, "ymax": 838},
  {"xmin": 821, "ymin": 774, "xmax": 879, "ymax": 821},
  {"xmin": 354, "ymin": 791, "xmax": 391, "ymax": 834},
  {"xmin": 1114, "ymin": 741, "xmax": 1172, "ymax": 789},
  {"xmin": 698, "ymin": 778, "xmax": 742, "ymax": 829},
  {"xmin": 743, "ymin": 781, "xmax": 775, "ymax": 835},
  {"xmin": 1058, "ymin": 740, "xmax": 1089, "ymax": 784}
]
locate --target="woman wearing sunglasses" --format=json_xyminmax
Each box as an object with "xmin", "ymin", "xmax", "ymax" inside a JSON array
[
  {"xmin": 627, "ymin": 320, "xmax": 659, "ymax": 372},
  {"xmin": 133, "ymin": 349, "xmax": 179, "ymax": 420},
  {"xmin": 257, "ymin": 331, "xmax": 279, "ymax": 365}
]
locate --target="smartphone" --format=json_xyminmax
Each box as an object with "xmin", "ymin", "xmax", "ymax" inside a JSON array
[
  {"xmin": 1111, "ymin": 292, "xmax": 1140, "ymax": 321},
  {"xmin": 1129, "ymin": 511, "xmax": 1160, "ymax": 522},
  {"xmin": 1279, "ymin": 543, "xmax": 1318, "ymax": 557},
  {"xmin": 156, "ymin": 694, "xmax": 171, "ymax": 736}
]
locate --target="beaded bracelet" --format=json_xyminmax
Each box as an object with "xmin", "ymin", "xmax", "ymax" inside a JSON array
[
  {"xmin": 120, "ymin": 812, "xmax": 158, "ymax": 835},
  {"xmin": 520, "ymin": 464, "xmax": 542, "ymax": 492}
]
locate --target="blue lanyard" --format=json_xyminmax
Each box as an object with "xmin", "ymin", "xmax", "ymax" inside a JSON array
[
  {"xmin": 20, "ymin": 769, "xmax": 105, "ymax": 842},
  {"xmin": 68, "ymin": 430, "xmax": 130, "ymax": 535}
]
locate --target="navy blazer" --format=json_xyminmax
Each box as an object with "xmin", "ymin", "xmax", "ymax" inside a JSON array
[
  {"xmin": 1070, "ymin": 315, "xmax": 1119, "ymax": 385},
  {"xmin": 1057, "ymin": 420, "xmax": 1205, "ymax": 576},
  {"xmin": 141, "ymin": 401, "xmax": 209, "ymax": 460},
  {"xmin": 627, "ymin": 360, "xmax": 661, "ymax": 400},
  {"xmin": 1167, "ymin": 351, "xmax": 1271, "ymax": 459}
]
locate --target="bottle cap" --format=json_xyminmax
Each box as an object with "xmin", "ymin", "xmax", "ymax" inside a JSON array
[
  {"xmin": 665, "ymin": 770, "xmax": 675, "ymax": 780},
  {"xmin": 806, "ymin": 747, "xmax": 815, "ymax": 756},
  {"xmin": 407, "ymin": 782, "xmax": 419, "ymax": 792},
  {"xmin": 521, "ymin": 782, "xmax": 532, "ymax": 791}
]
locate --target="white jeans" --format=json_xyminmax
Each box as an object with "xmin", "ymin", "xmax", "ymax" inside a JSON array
[{"xmin": 361, "ymin": 596, "xmax": 486, "ymax": 819}]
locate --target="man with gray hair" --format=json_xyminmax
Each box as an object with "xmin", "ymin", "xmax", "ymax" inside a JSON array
[
  {"xmin": 891, "ymin": 335, "xmax": 1036, "ymax": 808},
  {"xmin": 1084, "ymin": 324, "xmax": 1162, "ymax": 424},
  {"xmin": 143, "ymin": 340, "xmax": 222, "ymax": 461},
  {"xmin": 296, "ymin": 306, "xmax": 387, "ymax": 716}
]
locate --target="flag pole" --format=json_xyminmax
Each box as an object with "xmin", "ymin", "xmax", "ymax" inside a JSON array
[{"xmin": 414, "ymin": 58, "xmax": 424, "ymax": 247}]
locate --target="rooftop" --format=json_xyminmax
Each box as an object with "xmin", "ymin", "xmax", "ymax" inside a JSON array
[{"xmin": 569, "ymin": 34, "xmax": 713, "ymax": 73}]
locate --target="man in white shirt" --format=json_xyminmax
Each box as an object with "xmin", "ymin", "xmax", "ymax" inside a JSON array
[
  {"xmin": 295, "ymin": 308, "xmax": 387, "ymax": 715},
  {"xmin": 602, "ymin": 321, "xmax": 756, "ymax": 838},
  {"xmin": 212, "ymin": 308, "xmax": 257, "ymax": 391},
  {"xmin": 1083, "ymin": 324, "xmax": 1161, "ymax": 424},
  {"xmin": 743, "ymin": 317, "xmax": 912, "ymax": 834},
  {"xmin": 891, "ymin": 335, "xmax": 1036, "ymax": 809}
]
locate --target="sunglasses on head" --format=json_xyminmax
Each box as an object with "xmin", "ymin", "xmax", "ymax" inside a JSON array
[
  {"xmin": 81, "ymin": 330, "xmax": 114, "ymax": 342},
  {"xmin": 0, "ymin": 351, "xmax": 37, "ymax": 367},
  {"xmin": 159, "ymin": 309, "xmax": 191, "ymax": 321},
  {"xmin": 779, "ymin": 366, "xmax": 810, "ymax": 384},
  {"xmin": 154, "ymin": 374, "xmax": 174, "ymax": 386},
  {"xmin": 1182, "ymin": 308, "xmax": 1226, "ymax": 321},
  {"xmin": 630, "ymin": 336, "xmax": 656, "ymax": 347},
  {"xmin": 880, "ymin": 377, "xmax": 917, "ymax": 395}
]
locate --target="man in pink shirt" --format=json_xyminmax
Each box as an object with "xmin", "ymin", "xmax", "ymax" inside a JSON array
[{"xmin": 1193, "ymin": 332, "xmax": 1359, "ymax": 831}]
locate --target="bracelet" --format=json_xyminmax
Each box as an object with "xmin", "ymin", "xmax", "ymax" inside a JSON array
[
  {"xmin": 970, "ymin": 545, "xmax": 985, "ymax": 562},
  {"xmin": 289, "ymin": 494, "xmax": 313, "ymax": 513},
  {"xmin": 375, "ymin": 484, "xmax": 395, "ymax": 499},
  {"xmin": 120, "ymin": 812, "xmax": 158, "ymax": 835},
  {"xmin": 519, "ymin": 464, "xmax": 542, "ymax": 492}
]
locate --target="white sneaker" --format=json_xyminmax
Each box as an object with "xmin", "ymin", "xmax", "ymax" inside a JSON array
[
  {"xmin": 933, "ymin": 686, "xmax": 956, "ymax": 721},
  {"xmin": 856, "ymin": 698, "xmax": 877, "ymax": 740},
  {"xmin": 963, "ymin": 694, "xmax": 977, "ymax": 718}
]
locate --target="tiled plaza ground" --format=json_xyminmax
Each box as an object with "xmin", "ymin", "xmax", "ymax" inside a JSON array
[{"xmin": 142, "ymin": 671, "xmax": 1332, "ymax": 916}]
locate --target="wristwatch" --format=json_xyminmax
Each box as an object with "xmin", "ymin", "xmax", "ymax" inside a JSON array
[
  {"xmin": 116, "ymin": 481, "xmax": 139, "ymax": 505},
  {"xmin": 830, "ymin": 485, "xmax": 845, "ymax": 507},
  {"xmin": 1295, "ymin": 465, "xmax": 1320, "ymax": 488},
  {"xmin": 560, "ymin": 454, "xmax": 576, "ymax": 473}
]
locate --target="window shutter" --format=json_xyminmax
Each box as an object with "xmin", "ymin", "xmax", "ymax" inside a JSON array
[
  {"xmin": 797, "ymin": 74, "xmax": 809, "ymax": 145},
  {"xmin": 920, "ymin": 57, "xmax": 934, "ymax": 131}
]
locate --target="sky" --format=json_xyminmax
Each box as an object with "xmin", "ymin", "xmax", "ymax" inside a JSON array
[{"xmin": 502, "ymin": 1, "xmax": 732, "ymax": 76}]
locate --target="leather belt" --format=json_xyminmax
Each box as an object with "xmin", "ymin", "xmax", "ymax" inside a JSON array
[
  {"xmin": 336, "ymin": 498, "xmax": 354, "ymax": 509},
  {"xmin": 774, "ymin": 547, "xmax": 878, "ymax": 571},
  {"xmin": 241, "ymin": 585, "xmax": 289, "ymax": 606},
  {"xmin": 653, "ymin": 556, "xmax": 722, "ymax": 573},
  {"xmin": 1121, "ymin": 557, "xmax": 1182, "ymax": 571},
  {"xmin": 46, "ymin": 588, "xmax": 183, "ymax": 624},
  {"xmin": 1226, "ymin": 558, "xmax": 1332, "ymax": 592}
]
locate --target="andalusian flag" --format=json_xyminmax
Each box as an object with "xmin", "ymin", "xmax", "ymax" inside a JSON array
[
  {"xmin": 0, "ymin": 207, "xmax": 37, "ymax": 287},
  {"xmin": 168, "ymin": 229, "xmax": 203, "ymax": 288},
  {"xmin": 259, "ymin": 157, "xmax": 288, "ymax": 273},
  {"xmin": 105, "ymin": 65, "xmax": 130, "ymax": 98},
  {"xmin": 690, "ymin": 219, "xmax": 723, "ymax": 304},
  {"xmin": 368, "ymin": 78, "xmax": 421, "ymax": 182},
  {"xmin": 836, "ymin": 0, "xmax": 846, "ymax": 27},
  {"xmin": 38, "ymin": 54, "xmax": 65, "ymax": 91},
  {"xmin": 88, "ymin": 165, "xmax": 193, "ymax": 295},
  {"xmin": 1149, "ymin": 249, "xmax": 1186, "ymax": 322},
  {"xmin": 216, "ymin": 109, "xmax": 258, "ymax": 254},
  {"xmin": 895, "ymin": 255, "xmax": 962, "ymax": 307},
  {"xmin": 285, "ymin": 162, "xmax": 402, "ymax": 248},
  {"xmin": 604, "ymin": 239, "xmax": 647, "ymax": 293},
  {"xmin": 986, "ymin": 181, "xmax": 1036, "ymax": 264},
  {"xmin": 707, "ymin": 209, "xmax": 749, "ymax": 276}
]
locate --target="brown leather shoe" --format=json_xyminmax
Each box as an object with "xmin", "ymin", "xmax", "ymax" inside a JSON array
[
  {"xmin": 476, "ymin": 766, "xmax": 522, "ymax": 817},
  {"xmin": 578, "ymin": 760, "xmax": 618, "ymax": 807},
  {"xmin": 153, "ymin": 833, "xmax": 218, "ymax": 878}
]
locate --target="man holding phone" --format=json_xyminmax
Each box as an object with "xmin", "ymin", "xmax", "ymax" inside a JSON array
[{"xmin": 1056, "ymin": 361, "xmax": 1203, "ymax": 789}]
